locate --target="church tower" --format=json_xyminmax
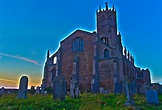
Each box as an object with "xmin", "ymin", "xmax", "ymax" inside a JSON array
[{"xmin": 96, "ymin": 2, "xmax": 117, "ymax": 48}]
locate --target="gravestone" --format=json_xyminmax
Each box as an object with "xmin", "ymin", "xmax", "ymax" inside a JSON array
[
  {"xmin": 124, "ymin": 81, "xmax": 134, "ymax": 106},
  {"xmin": 30, "ymin": 86, "xmax": 35, "ymax": 95},
  {"xmin": 53, "ymin": 76, "xmax": 66, "ymax": 100},
  {"xmin": 41, "ymin": 84, "xmax": 45, "ymax": 95},
  {"xmin": 146, "ymin": 89, "xmax": 159, "ymax": 105},
  {"xmin": 99, "ymin": 87, "xmax": 104, "ymax": 94},
  {"xmin": 70, "ymin": 78, "xmax": 80, "ymax": 98},
  {"xmin": 44, "ymin": 90, "xmax": 47, "ymax": 94},
  {"xmin": 91, "ymin": 78, "xmax": 99, "ymax": 93},
  {"xmin": 75, "ymin": 87, "xmax": 80, "ymax": 98},
  {"xmin": 114, "ymin": 82, "xmax": 122, "ymax": 94},
  {"xmin": 36, "ymin": 86, "xmax": 40, "ymax": 94},
  {"xmin": 0, "ymin": 87, "xmax": 5, "ymax": 97},
  {"xmin": 17, "ymin": 76, "xmax": 28, "ymax": 98}
]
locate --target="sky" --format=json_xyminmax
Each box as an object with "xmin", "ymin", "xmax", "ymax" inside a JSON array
[{"xmin": 0, "ymin": 0, "xmax": 162, "ymax": 89}]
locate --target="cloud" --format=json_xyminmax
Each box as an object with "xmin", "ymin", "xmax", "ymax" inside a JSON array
[
  {"xmin": 0, "ymin": 53, "xmax": 40, "ymax": 65},
  {"xmin": 0, "ymin": 78, "xmax": 17, "ymax": 83}
]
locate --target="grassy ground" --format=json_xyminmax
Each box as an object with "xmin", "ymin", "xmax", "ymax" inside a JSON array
[{"xmin": 0, "ymin": 93, "xmax": 161, "ymax": 110}]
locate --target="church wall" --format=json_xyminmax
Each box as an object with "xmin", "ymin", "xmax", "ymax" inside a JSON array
[
  {"xmin": 99, "ymin": 59, "xmax": 114, "ymax": 92},
  {"xmin": 60, "ymin": 32, "xmax": 96, "ymax": 92},
  {"xmin": 118, "ymin": 59, "xmax": 124, "ymax": 82},
  {"xmin": 98, "ymin": 43, "xmax": 113, "ymax": 59}
]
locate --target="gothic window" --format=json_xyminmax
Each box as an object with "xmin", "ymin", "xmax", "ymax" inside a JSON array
[
  {"xmin": 53, "ymin": 56, "xmax": 57, "ymax": 64},
  {"xmin": 104, "ymin": 49, "xmax": 109, "ymax": 58},
  {"xmin": 101, "ymin": 37, "xmax": 109, "ymax": 45},
  {"xmin": 72, "ymin": 38, "xmax": 84, "ymax": 52}
]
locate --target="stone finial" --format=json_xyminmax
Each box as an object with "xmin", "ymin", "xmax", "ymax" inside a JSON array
[
  {"xmin": 124, "ymin": 47, "xmax": 127, "ymax": 57},
  {"xmin": 99, "ymin": 5, "xmax": 101, "ymax": 12},
  {"xmin": 47, "ymin": 49, "xmax": 50, "ymax": 59},
  {"xmin": 128, "ymin": 50, "xmax": 130, "ymax": 60},
  {"xmin": 96, "ymin": 9, "xmax": 98, "ymax": 13},
  {"xmin": 130, "ymin": 54, "xmax": 132, "ymax": 61},
  {"xmin": 113, "ymin": 5, "xmax": 115, "ymax": 11},
  {"xmin": 106, "ymin": 2, "xmax": 108, "ymax": 10}
]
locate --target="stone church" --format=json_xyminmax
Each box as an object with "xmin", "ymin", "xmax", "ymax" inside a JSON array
[{"xmin": 42, "ymin": 3, "xmax": 151, "ymax": 94}]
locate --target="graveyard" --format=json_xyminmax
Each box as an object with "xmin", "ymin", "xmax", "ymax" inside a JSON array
[
  {"xmin": 0, "ymin": 1, "xmax": 161, "ymax": 110},
  {"xmin": 0, "ymin": 92, "xmax": 162, "ymax": 110}
]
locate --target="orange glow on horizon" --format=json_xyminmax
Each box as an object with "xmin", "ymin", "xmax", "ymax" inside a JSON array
[{"xmin": 0, "ymin": 78, "xmax": 42, "ymax": 89}]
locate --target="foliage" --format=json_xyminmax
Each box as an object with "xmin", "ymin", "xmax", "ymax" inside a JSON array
[{"xmin": 0, "ymin": 93, "xmax": 161, "ymax": 110}]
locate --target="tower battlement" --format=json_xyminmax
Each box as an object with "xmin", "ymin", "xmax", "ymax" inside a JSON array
[{"xmin": 96, "ymin": 2, "xmax": 115, "ymax": 13}]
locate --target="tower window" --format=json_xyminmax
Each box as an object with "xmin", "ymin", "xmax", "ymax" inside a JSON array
[
  {"xmin": 101, "ymin": 37, "xmax": 109, "ymax": 45},
  {"xmin": 137, "ymin": 73, "xmax": 143, "ymax": 79},
  {"xmin": 72, "ymin": 38, "xmax": 84, "ymax": 52},
  {"xmin": 104, "ymin": 49, "xmax": 109, "ymax": 58}
]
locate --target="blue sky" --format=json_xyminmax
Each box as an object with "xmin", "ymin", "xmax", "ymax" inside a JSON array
[{"xmin": 0, "ymin": 0, "xmax": 162, "ymax": 88}]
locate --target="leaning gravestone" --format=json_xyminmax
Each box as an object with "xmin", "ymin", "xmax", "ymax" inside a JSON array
[
  {"xmin": 70, "ymin": 78, "xmax": 80, "ymax": 98},
  {"xmin": 146, "ymin": 89, "xmax": 159, "ymax": 105},
  {"xmin": 17, "ymin": 76, "xmax": 28, "ymax": 98},
  {"xmin": 53, "ymin": 76, "xmax": 66, "ymax": 100}
]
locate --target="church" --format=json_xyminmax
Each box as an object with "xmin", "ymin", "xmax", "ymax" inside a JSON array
[{"xmin": 42, "ymin": 2, "xmax": 151, "ymax": 94}]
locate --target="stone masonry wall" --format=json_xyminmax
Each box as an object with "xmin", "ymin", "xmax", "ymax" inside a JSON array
[{"xmin": 60, "ymin": 31, "xmax": 96, "ymax": 92}]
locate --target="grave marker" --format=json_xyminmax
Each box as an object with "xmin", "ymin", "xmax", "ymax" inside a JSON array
[
  {"xmin": 146, "ymin": 89, "xmax": 159, "ymax": 105},
  {"xmin": 53, "ymin": 76, "xmax": 66, "ymax": 100},
  {"xmin": 17, "ymin": 76, "xmax": 28, "ymax": 98}
]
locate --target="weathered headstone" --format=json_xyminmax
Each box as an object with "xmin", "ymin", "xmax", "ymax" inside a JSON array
[
  {"xmin": 146, "ymin": 89, "xmax": 159, "ymax": 105},
  {"xmin": 17, "ymin": 76, "xmax": 28, "ymax": 98},
  {"xmin": 30, "ymin": 86, "xmax": 35, "ymax": 95},
  {"xmin": 70, "ymin": 78, "xmax": 80, "ymax": 98},
  {"xmin": 91, "ymin": 78, "xmax": 99, "ymax": 93},
  {"xmin": 124, "ymin": 81, "xmax": 134, "ymax": 106},
  {"xmin": 41, "ymin": 84, "xmax": 45, "ymax": 95},
  {"xmin": 99, "ymin": 87, "xmax": 104, "ymax": 94},
  {"xmin": 114, "ymin": 82, "xmax": 122, "ymax": 94},
  {"xmin": 75, "ymin": 87, "xmax": 80, "ymax": 98},
  {"xmin": 36, "ymin": 86, "xmax": 40, "ymax": 94},
  {"xmin": 44, "ymin": 90, "xmax": 47, "ymax": 94},
  {"xmin": 0, "ymin": 87, "xmax": 5, "ymax": 97},
  {"xmin": 53, "ymin": 76, "xmax": 66, "ymax": 100}
]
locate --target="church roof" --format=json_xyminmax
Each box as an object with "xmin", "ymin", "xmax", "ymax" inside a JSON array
[{"xmin": 60, "ymin": 29, "xmax": 97, "ymax": 44}]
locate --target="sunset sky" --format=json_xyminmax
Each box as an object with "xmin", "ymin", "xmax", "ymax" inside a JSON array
[{"xmin": 0, "ymin": 0, "xmax": 162, "ymax": 89}]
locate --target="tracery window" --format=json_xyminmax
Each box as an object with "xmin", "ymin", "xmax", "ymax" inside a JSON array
[{"xmin": 72, "ymin": 38, "xmax": 84, "ymax": 52}]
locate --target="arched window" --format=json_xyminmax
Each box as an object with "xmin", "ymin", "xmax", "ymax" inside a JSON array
[
  {"xmin": 72, "ymin": 38, "xmax": 84, "ymax": 52},
  {"xmin": 101, "ymin": 37, "xmax": 109, "ymax": 45},
  {"xmin": 53, "ymin": 56, "xmax": 57, "ymax": 64},
  {"xmin": 104, "ymin": 49, "xmax": 109, "ymax": 58}
]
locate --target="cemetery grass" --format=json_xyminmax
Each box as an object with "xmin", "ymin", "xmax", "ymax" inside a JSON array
[{"xmin": 0, "ymin": 93, "xmax": 162, "ymax": 110}]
